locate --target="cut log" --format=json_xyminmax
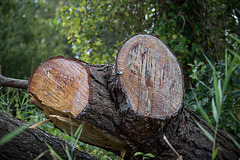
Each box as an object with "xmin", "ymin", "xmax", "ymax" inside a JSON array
[
  {"xmin": 4, "ymin": 34, "xmax": 240, "ymax": 159},
  {"xmin": 116, "ymin": 34, "xmax": 184, "ymax": 118},
  {"xmin": 0, "ymin": 111, "xmax": 98, "ymax": 160},
  {"xmin": 28, "ymin": 56, "xmax": 128, "ymax": 154},
  {"xmin": 109, "ymin": 34, "xmax": 184, "ymax": 143}
]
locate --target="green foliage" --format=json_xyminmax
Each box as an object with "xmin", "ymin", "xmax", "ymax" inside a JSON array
[
  {"xmin": 134, "ymin": 152, "xmax": 155, "ymax": 160},
  {"xmin": 65, "ymin": 123, "xmax": 84, "ymax": 160},
  {"xmin": 56, "ymin": 0, "xmax": 240, "ymax": 79},
  {"xmin": 187, "ymin": 37, "xmax": 240, "ymax": 159},
  {"xmin": 186, "ymin": 52, "xmax": 240, "ymax": 137},
  {"xmin": 0, "ymin": 87, "xmax": 119, "ymax": 159},
  {"xmin": 44, "ymin": 123, "xmax": 84, "ymax": 160},
  {"xmin": 0, "ymin": 0, "xmax": 71, "ymax": 79}
]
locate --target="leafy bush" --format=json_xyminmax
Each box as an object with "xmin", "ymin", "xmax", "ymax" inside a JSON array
[{"xmin": 185, "ymin": 45, "xmax": 240, "ymax": 138}]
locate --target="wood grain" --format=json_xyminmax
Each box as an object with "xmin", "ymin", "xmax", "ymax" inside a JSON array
[
  {"xmin": 117, "ymin": 34, "xmax": 184, "ymax": 118},
  {"xmin": 28, "ymin": 56, "xmax": 89, "ymax": 117}
]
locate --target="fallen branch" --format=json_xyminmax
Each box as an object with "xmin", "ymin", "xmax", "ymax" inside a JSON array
[{"xmin": 0, "ymin": 75, "xmax": 28, "ymax": 90}]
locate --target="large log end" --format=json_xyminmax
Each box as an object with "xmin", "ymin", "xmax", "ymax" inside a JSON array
[{"xmin": 116, "ymin": 34, "xmax": 184, "ymax": 119}]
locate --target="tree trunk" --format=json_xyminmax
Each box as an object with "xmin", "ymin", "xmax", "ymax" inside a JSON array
[
  {"xmin": 1, "ymin": 34, "xmax": 240, "ymax": 159},
  {"xmin": 0, "ymin": 111, "xmax": 98, "ymax": 160}
]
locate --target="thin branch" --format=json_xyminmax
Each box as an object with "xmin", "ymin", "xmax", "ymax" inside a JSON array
[{"xmin": 0, "ymin": 75, "xmax": 28, "ymax": 90}]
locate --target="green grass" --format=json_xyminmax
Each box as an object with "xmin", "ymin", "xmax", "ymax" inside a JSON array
[
  {"xmin": 0, "ymin": 87, "xmax": 121, "ymax": 160},
  {"xmin": 190, "ymin": 43, "xmax": 240, "ymax": 159}
]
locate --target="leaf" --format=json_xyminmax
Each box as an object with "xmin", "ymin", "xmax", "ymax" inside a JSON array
[
  {"xmin": 223, "ymin": 56, "xmax": 239, "ymax": 93},
  {"xmin": 190, "ymin": 85, "xmax": 214, "ymax": 130},
  {"xmin": 72, "ymin": 123, "xmax": 84, "ymax": 150},
  {"xmin": 203, "ymin": 54, "xmax": 221, "ymax": 108},
  {"xmin": 213, "ymin": 72, "xmax": 220, "ymax": 108},
  {"xmin": 162, "ymin": 12, "xmax": 167, "ymax": 20},
  {"xmin": 124, "ymin": 11, "xmax": 129, "ymax": 17},
  {"xmin": 217, "ymin": 79, "xmax": 223, "ymax": 111},
  {"xmin": 198, "ymin": 105, "xmax": 214, "ymax": 130},
  {"xmin": 228, "ymin": 48, "xmax": 240, "ymax": 60},
  {"xmin": 144, "ymin": 153, "xmax": 155, "ymax": 158},
  {"xmin": 196, "ymin": 122, "xmax": 215, "ymax": 142},
  {"xmin": 203, "ymin": 54, "xmax": 215, "ymax": 70},
  {"xmin": 229, "ymin": 35, "xmax": 240, "ymax": 44},
  {"xmin": 224, "ymin": 50, "xmax": 228, "ymax": 80},
  {"xmin": 212, "ymin": 147, "xmax": 219, "ymax": 159},
  {"xmin": 172, "ymin": 34, "xmax": 177, "ymax": 39},
  {"xmin": 0, "ymin": 124, "xmax": 29, "ymax": 146},
  {"xmin": 65, "ymin": 145, "xmax": 72, "ymax": 160},
  {"xmin": 212, "ymin": 98, "xmax": 218, "ymax": 124},
  {"xmin": 134, "ymin": 152, "xmax": 144, "ymax": 157}
]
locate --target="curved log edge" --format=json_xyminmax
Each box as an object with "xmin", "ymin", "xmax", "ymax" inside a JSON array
[
  {"xmin": 116, "ymin": 34, "xmax": 184, "ymax": 119},
  {"xmin": 28, "ymin": 56, "xmax": 90, "ymax": 117},
  {"xmin": 0, "ymin": 111, "xmax": 98, "ymax": 160}
]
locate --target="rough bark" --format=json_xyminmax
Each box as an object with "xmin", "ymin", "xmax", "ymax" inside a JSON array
[
  {"xmin": 0, "ymin": 111, "xmax": 98, "ymax": 160},
  {"xmin": 2, "ymin": 34, "xmax": 240, "ymax": 159}
]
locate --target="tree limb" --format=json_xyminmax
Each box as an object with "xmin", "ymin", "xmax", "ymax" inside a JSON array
[{"xmin": 0, "ymin": 75, "xmax": 28, "ymax": 90}]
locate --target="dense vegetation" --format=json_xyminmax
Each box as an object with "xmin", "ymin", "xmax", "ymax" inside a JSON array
[{"xmin": 0, "ymin": 0, "xmax": 239, "ymax": 159}]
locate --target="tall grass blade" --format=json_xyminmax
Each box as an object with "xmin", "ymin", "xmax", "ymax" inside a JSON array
[
  {"xmin": 198, "ymin": 105, "xmax": 214, "ymax": 130},
  {"xmin": 65, "ymin": 145, "xmax": 72, "ymax": 160},
  {"xmin": 45, "ymin": 142, "xmax": 63, "ymax": 160},
  {"xmin": 213, "ymin": 72, "xmax": 219, "ymax": 109},
  {"xmin": 203, "ymin": 54, "xmax": 220, "ymax": 108},
  {"xmin": 217, "ymin": 80, "xmax": 223, "ymax": 112},
  {"xmin": 229, "ymin": 35, "xmax": 240, "ymax": 43},
  {"xmin": 73, "ymin": 123, "xmax": 84, "ymax": 149},
  {"xmin": 223, "ymin": 55, "xmax": 238, "ymax": 92},
  {"xmin": 225, "ymin": 50, "xmax": 228, "ymax": 79},
  {"xmin": 203, "ymin": 54, "xmax": 215, "ymax": 70},
  {"xmin": 74, "ymin": 123, "xmax": 83, "ymax": 138},
  {"xmin": 196, "ymin": 122, "xmax": 214, "ymax": 142},
  {"xmin": 191, "ymin": 85, "xmax": 214, "ymax": 130},
  {"xmin": 212, "ymin": 147, "xmax": 219, "ymax": 160},
  {"xmin": 227, "ymin": 134, "xmax": 240, "ymax": 150},
  {"xmin": 198, "ymin": 80, "xmax": 214, "ymax": 92},
  {"xmin": 0, "ymin": 124, "xmax": 29, "ymax": 146},
  {"xmin": 228, "ymin": 48, "xmax": 240, "ymax": 60},
  {"xmin": 211, "ymin": 98, "xmax": 218, "ymax": 124}
]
